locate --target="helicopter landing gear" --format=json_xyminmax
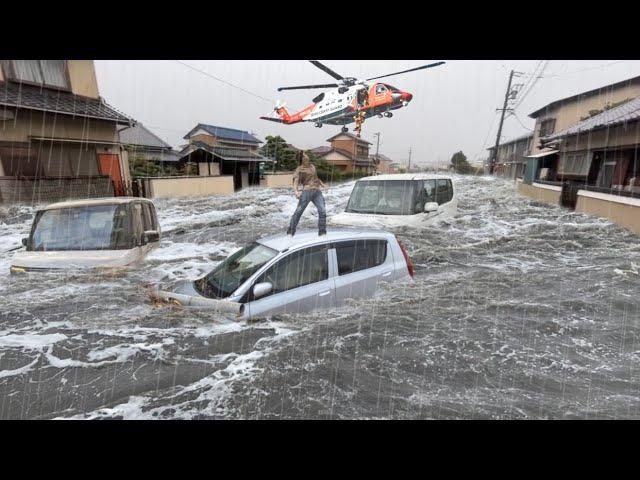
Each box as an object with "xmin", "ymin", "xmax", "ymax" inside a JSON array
[
  {"xmin": 341, "ymin": 126, "xmax": 348, "ymax": 133},
  {"xmin": 383, "ymin": 111, "xmax": 393, "ymax": 118},
  {"xmin": 315, "ymin": 122, "xmax": 323, "ymax": 128}
]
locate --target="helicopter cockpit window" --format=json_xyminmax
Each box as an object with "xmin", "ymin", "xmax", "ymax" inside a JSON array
[
  {"xmin": 312, "ymin": 92, "xmax": 325, "ymax": 103},
  {"xmin": 375, "ymin": 84, "xmax": 388, "ymax": 95},
  {"xmin": 385, "ymin": 84, "xmax": 401, "ymax": 93}
]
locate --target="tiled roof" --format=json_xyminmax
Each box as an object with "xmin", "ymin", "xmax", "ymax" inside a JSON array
[
  {"xmin": 128, "ymin": 148, "xmax": 183, "ymax": 163},
  {"xmin": 543, "ymin": 96, "xmax": 640, "ymax": 141},
  {"xmin": 310, "ymin": 146, "xmax": 331, "ymax": 154},
  {"xmin": 184, "ymin": 123, "xmax": 262, "ymax": 143},
  {"xmin": 326, "ymin": 132, "xmax": 372, "ymax": 145},
  {"xmin": 370, "ymin": 153, "xmax": 392, "ymax": 162},
  {"xmin": 179, "ymin": 141, "xmax": 272, "ymax": 162},
  {"xmin": 119, "ymin": 123, "xmax": 172, "ymax": 149},
  {"xmin": 0, "ymin": 81, "xmax": 133, "ymax": 124},
  {"xmin": 529, "ymin": 74, "xmax": 640, "ymax": 119}
]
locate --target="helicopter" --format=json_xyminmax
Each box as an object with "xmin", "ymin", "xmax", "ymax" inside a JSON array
[{"xmin": 259, "ymin": 60, "xmax": 445, "ymax": 134}]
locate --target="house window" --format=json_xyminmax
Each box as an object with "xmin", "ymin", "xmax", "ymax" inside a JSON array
[
  {"xmin": 539, "ymin": 118, "xmax": 556, "ymax": 137},
  {"xmin": 558, "ymin": 152, "xmax": 591, "ymax": 177},
  {"xmin": 2, "ymin": 60, "xmax": 69, "ymax": 89}
]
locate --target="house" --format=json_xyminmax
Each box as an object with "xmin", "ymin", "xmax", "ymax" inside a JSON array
[
  {"xmin": 369, "ymin": 152, "xmax": 394, "ymax": 174},
  {"xmin": 521, "ymin": 74, "xmax": 640, "ymax": 187},
  {"xmin": 118, "ymin": 123, "xmax": 182, "ymax": 165},
  {"xmin": 487, "ymin": 133, "xmax": 533, "ymax": 179},
  {"xmin": 517, "ymin": 75, "xmax": 640, "ymax": 235},
  {"xmin": 0, "ymin": 60, "xmax": 134, "ymax": 204},
  {"xmin": 177, "ymin": 123, "xmax": 271, "ymax": 191},
  {"xmin": 312, "ymin": 132, "xmax": 376, "ymax": 175}
]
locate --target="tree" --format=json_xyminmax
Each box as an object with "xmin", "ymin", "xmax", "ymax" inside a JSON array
[
  {"xmin": 260, "ymin": 135, "xmax": 299, "ymax": 172},
  {"xmin": 450, "ymin": 151, "xmax": 474, "ymax": 174}
]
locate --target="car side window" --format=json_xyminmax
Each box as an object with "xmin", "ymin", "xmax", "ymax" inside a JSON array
[
  {"xmin": 131, "ymin": 204, "xmax": 144, "ymax": 244},
  {"xmin": 335, "ymin": 240, "xmax": 387, "ymax": 276},
  {"xmin": 436, "ymin": 179, "xmax": 453, "ymax": 205},
  {"xmin": 255, "ymin": 245, "xmax": 328, "ymax": 297},
  {"xmin": 141, "ymin": 203, "xmax": 154, "ymax": 231}
]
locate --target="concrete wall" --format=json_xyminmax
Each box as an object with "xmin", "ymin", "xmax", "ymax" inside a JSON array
[
  {"xmin": 531, "ymin": 81, "xmax": 640, "ymax": 154},
  {"xmin": 143, "ymin": 175, "xmax": 234, "ymax": 199},
  {"xmin": 576, "ymin": 190, "xmax": 640, "ymax": 235},
  {"xmin": 261, "ymin": 172, "xmax": 294, "ymax": 188},
  {"xmin": 67, "ymin": 60, "xmax": 99, "ymax": 98},
  {"xmin": 517, "ymin": 180, "xmax": 561, "ymax": 205},
  {"xmin": 0, "ymin": 176, "xmax": 113, "ymax": 204}
]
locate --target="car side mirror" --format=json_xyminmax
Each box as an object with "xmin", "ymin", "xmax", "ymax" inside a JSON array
[
  {"xmin": 424, "ymin": 202, "xmax": 439, "ymax": 213},
  {"xmin": 253, "ymin": 282, "xmax": 273, "ymax": 299},
  {"xmin": 143, "ymin": 230, "xmax": 160, "ymax": 244},
  {"xmin": 21, "ymin": 237, "xmax": 29, "ymax": 248}
]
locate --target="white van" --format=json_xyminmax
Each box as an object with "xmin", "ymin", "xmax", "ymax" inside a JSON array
[
  {"xmin": 330, "ymin": 174, "xmax": 457, "ymax": 228},
  {"xmin": 10, "ymin": 197, "xmax": 161, "ymax": 273}
]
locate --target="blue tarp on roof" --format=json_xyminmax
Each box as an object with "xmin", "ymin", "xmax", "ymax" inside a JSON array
[{"xmin": 185, "ymin": 123, "xmax": 262, "ymax": 143}]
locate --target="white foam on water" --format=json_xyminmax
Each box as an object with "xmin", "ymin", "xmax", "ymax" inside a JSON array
[{"xmin": 0, "ymin": 333, "xmax": 67, "ymax": 350}]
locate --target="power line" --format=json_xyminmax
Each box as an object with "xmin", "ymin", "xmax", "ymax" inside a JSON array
[
  {"xmin": 513, "ymin": 60, "xmax": 549, "ymax": 111},
  {"xmin": 175, "ymin": 60, "xmax": 275, "ymax": 104},
  {"xmin": 541, "ymin": 60, "xmax": 626, "ymax": 78},
  {"xmin": 510, "ymin": 111, "xmax": 534, "ymax": 132}
]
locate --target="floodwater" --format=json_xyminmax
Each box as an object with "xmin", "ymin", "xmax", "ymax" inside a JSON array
[{"xmin": 1, "ymin": 175, "xmax": 639, "ymax": 419}]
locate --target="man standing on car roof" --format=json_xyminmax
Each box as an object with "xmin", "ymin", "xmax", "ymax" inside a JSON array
[{"xmin": 287, "ymin": 151, "xmax": 327, "ymax": 237}]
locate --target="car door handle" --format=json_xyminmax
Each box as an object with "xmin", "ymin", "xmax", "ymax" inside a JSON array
[
  {"xmin": 318, "ymin": 290, "xmax": 331, "ymax": 297},
  {"xmin": 381, "ymin": 271, "xmax": 392, "ymax": 278}
]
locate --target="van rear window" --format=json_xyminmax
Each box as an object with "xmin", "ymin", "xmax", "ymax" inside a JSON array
[{"xmin": 335, "ymin": 240, "xmax": 387, "ymax": 275}]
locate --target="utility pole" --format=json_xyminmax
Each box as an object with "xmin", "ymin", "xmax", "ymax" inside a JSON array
[
  {"xmin": 490, "ymin": 69, "xmax": 516, "ymax": 175},
  {"xmin": 408, "ymin": 146, "xmax": 412, "ymax": 172},
  {"xmin": 373, "ymin": 132, "xmax": 380, "ymax": 174}
]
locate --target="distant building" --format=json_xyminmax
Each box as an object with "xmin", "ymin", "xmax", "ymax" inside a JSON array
[
  {"xmin": 312, "ymin": 132, "xmax": 376, "ymax": 175},
  {"xmin": 369, "ymin": 153, "xmax": 394, "ymax": 174},
  {"xmin": 178, "ymin": 123, "xmax": 271, "ymax": 190},
  {"xmin": 487, "ymin": 133, "xmax": 533, "ymax": 179},
  {"xmin": 118, "ymin": 123, "xmax": 181, "ymax": 165},
  {"xmin": 0, "ymin": 60, "xmax": 134, "ymax": 203}
]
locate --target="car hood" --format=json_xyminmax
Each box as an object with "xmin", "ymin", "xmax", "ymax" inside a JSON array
[
  {"xmin": 149, "ymin": 282, "xmax": 242, "ymax": 314},
  {"xmin": 330, "ymin": 211, "xmax": 427, "ymax": 227},
  {"xmin": 11, "ymin": 249, "xmax": 141, "ymax": 270}
]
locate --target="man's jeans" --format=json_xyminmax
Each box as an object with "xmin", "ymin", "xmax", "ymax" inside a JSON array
[{"xmin": 288, "ymin": 189, "xmax": 326, "ymax": 235}]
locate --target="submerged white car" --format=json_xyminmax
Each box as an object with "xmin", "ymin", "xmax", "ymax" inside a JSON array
[
  {"xmin": 330, "ymin": 174, "xmax": 458, "ymax": 228},
  {"xmin": 150, "ymin": 229, "xmax": 414, "ymax": 321},
  {"xmin": 10, "ymin": 197, "xmax": 161, "ymax": 273}
]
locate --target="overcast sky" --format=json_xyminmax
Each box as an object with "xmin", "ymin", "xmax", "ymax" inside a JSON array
[{"xmin": 95, "ymin": 60, "xmax": 640, "ymax": 167}]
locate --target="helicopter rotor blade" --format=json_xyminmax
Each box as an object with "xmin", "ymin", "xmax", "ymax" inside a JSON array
[
  {"xmin": 277, "ymin": 83, "xmax": 339, "ymax": 91},
  {"xmin": 364, "ymin": 61, "xmax": 446, "ymax": 81},
  {"xmin": 309, "ymin": 61, "xmax": 345, "ymax": 81}
]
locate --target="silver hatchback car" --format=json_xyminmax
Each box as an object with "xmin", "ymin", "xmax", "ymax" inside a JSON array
[{"xmin": 151, "ymin": 229, "xmax": 414, "ymax": 321}]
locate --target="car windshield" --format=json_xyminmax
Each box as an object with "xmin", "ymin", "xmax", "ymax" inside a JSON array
[
  {"xmin": 196, "ymin": 242, "xmax": 278, "ymax": 299},
  {"xmin": 30, "ymin": 204, "xmax": 131, "ymax": 251},
  {"xmin": 345, "ymin": 180, "xmax": 419, "ymax": 215}
]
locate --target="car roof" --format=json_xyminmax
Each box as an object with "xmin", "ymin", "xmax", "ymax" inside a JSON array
[
  {"xmin": 257, "ymin": 229, "xmax": 394, "ymax": 252},
  {"xmin": 357, "ymin": 173, "xmax": 453, "ymax": 181},
  {"xmin": 39, "ymin": 197, "xmax": 154, "ymax": 211}
]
